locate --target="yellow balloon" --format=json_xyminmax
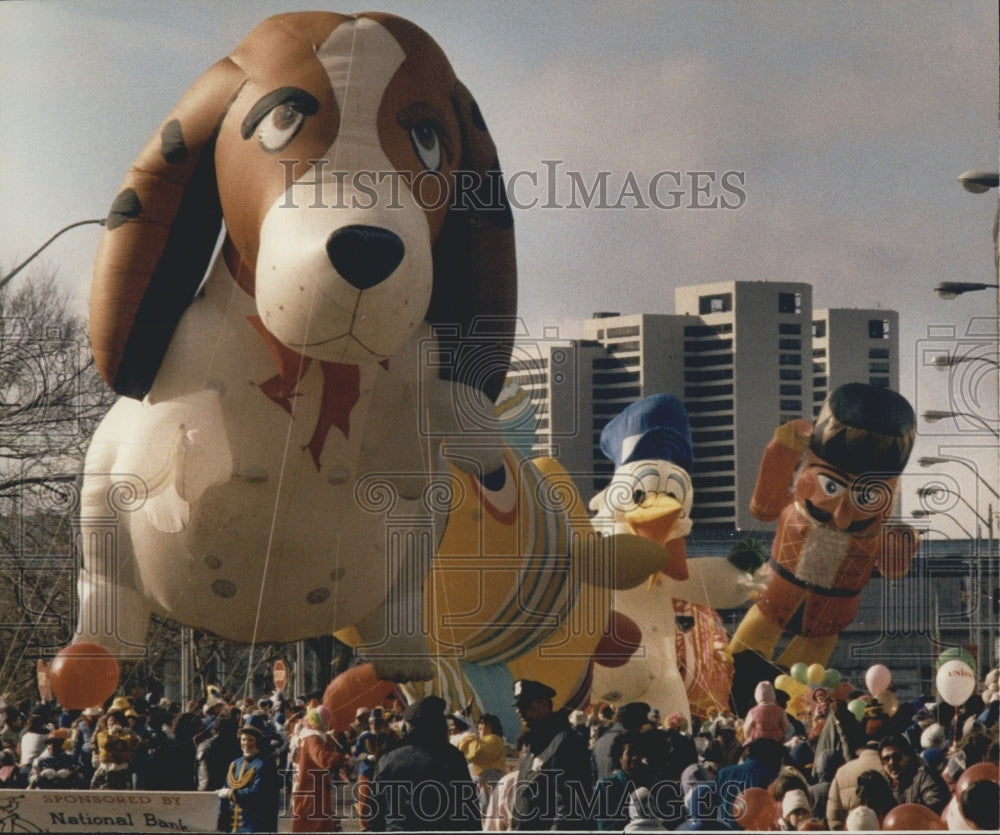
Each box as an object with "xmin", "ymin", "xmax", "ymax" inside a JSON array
[
  {"xmin": 806, "ymin": 663, "xmax": 826, "ymax": 685},
  {"xmin": 879, "ymin": 690, "xmax": 899, "ymax": 716},
  {"xmin": 774, "ymin": 674, "xmax": 795, "ymax": 694}
]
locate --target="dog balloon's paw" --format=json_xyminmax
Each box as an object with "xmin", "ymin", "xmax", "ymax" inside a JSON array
[{"xmin": 370, "ymin": 655, "xmax": 435, "ymax": 683}]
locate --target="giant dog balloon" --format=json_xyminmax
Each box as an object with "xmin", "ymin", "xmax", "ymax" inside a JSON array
[{"xmin": 53, "ymin": 12, "xmax": 522, "ymax": 706}]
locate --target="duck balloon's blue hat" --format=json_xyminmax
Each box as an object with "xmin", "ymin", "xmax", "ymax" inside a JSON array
[{"xmin": 600, "ymin": 394, "xmax": 694, "ymax": 471}]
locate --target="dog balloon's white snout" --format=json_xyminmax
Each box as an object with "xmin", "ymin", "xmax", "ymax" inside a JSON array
[
  {"xmin": 326, "ymin": 225, "xmax": 404, "ymax": 291},
  {"xmin": 254, "ymin": 181, "xmax": 434, "ymax": 365}
]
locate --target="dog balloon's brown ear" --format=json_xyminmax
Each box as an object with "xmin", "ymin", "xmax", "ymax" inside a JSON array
[
  {"xmin": 90, "ymin": 58, "xmax": 245, "ymax": 399},
  {"xmin": 427, "ymin": 81, "xmax": 517, "ymax": 406}
]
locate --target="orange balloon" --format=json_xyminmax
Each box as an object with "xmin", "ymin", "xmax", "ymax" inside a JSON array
[
  {"xmin": 49, "ymin": 642, "xmax": 119, "ymax": 709},
  {"xmin": 955, "ymin": 761, "xmax": 1000, "ymax": 797},
  {"xmin": 322, "ymin": 663, "xmax": 399, "ymax": 733},
  {"xmin": 734, "ymin": 787, "xmax": 777, "ymax": 831},
  {"xmin": 882, "ymin": 802, "xmax": 948, "ymax": 831}
]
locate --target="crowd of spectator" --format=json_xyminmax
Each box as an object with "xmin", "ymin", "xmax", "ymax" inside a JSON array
[{"xmin": 0, "ymin": 666, "xmax": 997, "ymax": 832}]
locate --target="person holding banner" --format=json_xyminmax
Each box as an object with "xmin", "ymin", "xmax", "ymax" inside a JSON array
[{"xmin": 217, "ymin": 725, "xmax": 280, "ymax": 833}]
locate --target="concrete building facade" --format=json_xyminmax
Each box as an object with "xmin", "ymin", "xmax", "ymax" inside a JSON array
[{"xmin": 510, "ymin": 282, "xmax": 903, "ymax": 531}]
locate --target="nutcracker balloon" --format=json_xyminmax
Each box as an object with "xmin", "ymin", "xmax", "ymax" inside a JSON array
[{"xmin": 729, "ymin": 383, "xmax": 918, "ymax": 668}]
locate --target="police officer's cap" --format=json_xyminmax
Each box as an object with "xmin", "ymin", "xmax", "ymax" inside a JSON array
[{"xmin": 512, "ymin": 679, "xmax": 556, "ymax": 706}]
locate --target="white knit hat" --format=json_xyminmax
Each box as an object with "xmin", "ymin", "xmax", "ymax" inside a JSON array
[{"xmin": 845, "ymin": 805, "xmax": 879, "ymax": 831}]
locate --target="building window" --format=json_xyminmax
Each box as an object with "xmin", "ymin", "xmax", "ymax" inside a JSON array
[
  {"xmin": 780, "ymin": 384, "xmax": 802, "ymax": 396},
  {"xmin": 869, "ymin": 347, "xmax": 890, "ymax": 359},
  {"xmin": 693, "ymin": 490, "xmax": 736, "ymax": 504},
  {"xmin": 685, "ymin": 323, "xmax": 733, "ymax": 337},
  {"xmin": 606, "ymin": 326, "xmax": 640, "ymax": 339},
  {"xmin": 691, "ymin": 459, "xmax": 735, "ymax": 473},
  {"xmin": 699, "ymin": 293, "xmax": 732, "ymax": 314},
  {"xmin": 779, "ymin": 338, "xmax": 801, "ymax": 350},
  {"xmin": 869, "ymin": 362, "xmax": 890, "ymax": 374},
  {"xmin": 779, "ymin": 353, "xmax": 801, "ymax": 366},
  {"xmin": 779, "ymin": 369, "xmax": 802, "ymax": 381},
  {"xmin": 778, "ymin": 292, "xmax": 802, "ymax": 314},
  {"xmin": 593, "ymin": 357, "xmax": 630, "ymax": 369},
  {"xmin": 868, "ymin": 319, "xmax": 890, "ymax": 339},
  {"xmin": 691, "ymin": 430, "xmax": 735, "ymax": 444},
  {"xmin": 593, "ymin": 386, "xmax": 640, "ymax": 400},
  {"xmin": 684, "ymin": 368, "xmax": 734, "ymax": 383},
  {"xmin": 593, "ymin": 371, "xmax": 640, "ymax": 385},
  {"xmin": 685, "ymin": 399, "xmax": 734, "ymax": 413},
  {"xmin": 812, "ymin": 348, "xmax": 827, "ymax": 358},
  {"xmin": 684, "ymin": 383, "xmax": 734, "ymax": 398},
  {"xmin": 780, "ymin": 399, "xmax": 802, "ymax": 411},
  {"xmin": 869, "ymin": 376, "xmax": 890, "ymax": 388},
  {"xmin": 697, "ymin": 445, "xmax": 735, "ymax": 458},
  {"xmin": 684, "ymin": 338, "xmax": 732, "ymax": 352},
  {"xmin": 778, "ymin": 323, "xmax": 802, "ymax": 335},
  {"xmin": 686, "ymin": 353, "xmax": 734, "ymax": 368},
  {"xmin": 606, "ymin": 341, "xmax": 640, "ymax": 353},
  {"xmin": 813, "ymin": 320, "xmax": 827, "ymax": 338},
  {"xmin": 688, "ymin": 414, "xmax": 734, "ymax": 428},
  {"xmin": 692, "ymin": 474, "xmax": 735, "ymax": 488}
]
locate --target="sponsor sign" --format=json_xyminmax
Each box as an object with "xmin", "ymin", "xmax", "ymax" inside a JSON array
[{"xmin": 0, "ymin": 790, "xmax": 218, "ymax": 833}]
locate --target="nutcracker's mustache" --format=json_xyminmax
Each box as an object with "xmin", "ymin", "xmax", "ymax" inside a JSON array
[{"xmin": 804, "ymin": 500, "xmax": 878, "ymax": 534}]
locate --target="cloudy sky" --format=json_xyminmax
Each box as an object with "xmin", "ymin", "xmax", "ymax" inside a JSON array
[{"xmin": 1, "ymin": 0, "xmax": 997, "ymax": 525}]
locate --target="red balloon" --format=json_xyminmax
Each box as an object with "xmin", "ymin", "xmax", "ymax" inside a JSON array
[
  {"xmin": 322, "ymin": 663, "xmax": 399, "ymax": 732},
  {"xmin": 49, "ymin": 642, "xmax": 119, "ymax": 709},
  {"xmin": 593, "ymin": 610, "xmax": 642, "ymax": 668},
  {"xmin": 882, "ymin": 802, "xmax": 948, "ymax": 831},
  {"xmin": 733, "ymin": 787, "xmax": 777, "ymax": 831},
  {"xmin": 955, "ymin": 761, "xmax": 1000, "ymax": 797}
]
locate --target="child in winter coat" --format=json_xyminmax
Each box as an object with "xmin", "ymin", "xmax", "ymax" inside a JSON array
[{"xmin": 743, "ymin": 681, "xmax": 792, "ymax": 743}]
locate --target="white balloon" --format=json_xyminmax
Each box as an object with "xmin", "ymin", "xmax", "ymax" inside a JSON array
[{"xmin": 936, "ymin": 659, "xmax": 977, "ymax": 707}]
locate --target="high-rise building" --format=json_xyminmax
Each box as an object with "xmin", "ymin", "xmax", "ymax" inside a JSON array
[
  {"xmin": 811, "ymin": 307, "xmax": 899, "ymax": 417},
  {"xmin": 511, "ymin": 281, "xmax": 901, "ymax": 532}
]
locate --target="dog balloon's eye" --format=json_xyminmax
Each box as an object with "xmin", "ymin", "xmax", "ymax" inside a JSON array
[
  {"xmin": 409, "ymin": 124, "xmax": 441, "ymax": 171},
  {"xmin": 258, "ymin": 104, "xmax": 306, "ymax": 152}
]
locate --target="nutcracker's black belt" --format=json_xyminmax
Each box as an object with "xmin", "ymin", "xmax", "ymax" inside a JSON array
[{"xmin": 768, "ymin": 559, "xmax": 860, "ymax": 598}]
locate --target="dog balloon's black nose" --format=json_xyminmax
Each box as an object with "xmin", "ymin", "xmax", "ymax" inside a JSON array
[{"xmin": 326, "ymin": 225, "xmax": 405, "ymax": 290}]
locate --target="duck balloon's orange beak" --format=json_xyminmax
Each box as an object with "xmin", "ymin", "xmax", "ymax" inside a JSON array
[{"xmin": 624, "ymin": 495, "xmax": 688, "ymax": 581}]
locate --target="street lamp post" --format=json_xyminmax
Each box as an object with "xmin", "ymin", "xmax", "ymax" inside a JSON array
[
  {"xmin": 958, "ymin": 170, "xmax": 1000, "ymax": 194},
  {"xmin": 916, "ymin": 483, "xmax": 997, "ymax": 672},
  {"xmin": 930, "ymin": 353, "xmax": 1000, "ymax": 371},
  {"xmin": 916, "ymin": 486, "xmax": 993, "ymax": 537},
  {"xmin": 912, "ymin": 508, "xmax": 981, "ymax": 654},
  {"xmin": 912, "ymin": 508, "xmax": 976, "ymax": 540},
  {"xmin": 934, "ymin": 281, "xmax": 1000, "ymax": 299},
  {"xmin": 923, "ymin": 409, "xmax": 1000, "ymax": 438},
  {"xmin": 918, "ymin": 455, "xmax": 1000, "ymax": 499},
  {"xmin": 0, "ymin": 218, "xmax": 106, "ymax": 290}
]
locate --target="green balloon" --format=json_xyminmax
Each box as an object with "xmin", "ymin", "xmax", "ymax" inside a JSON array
[
  {"xmin": 937, "ymin": 647, "xmax": 976, "ymax": 673},
  {"xmin": 847, "ymin": 698, "xmax": 867, "ymax": 722},
  {"xmin": 790, "ymin": 662, "xmax": 809, "ymax": 684},
  {"xmin": 821, "ymin": 668, "xmax": 842, "ymax": 688}
]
